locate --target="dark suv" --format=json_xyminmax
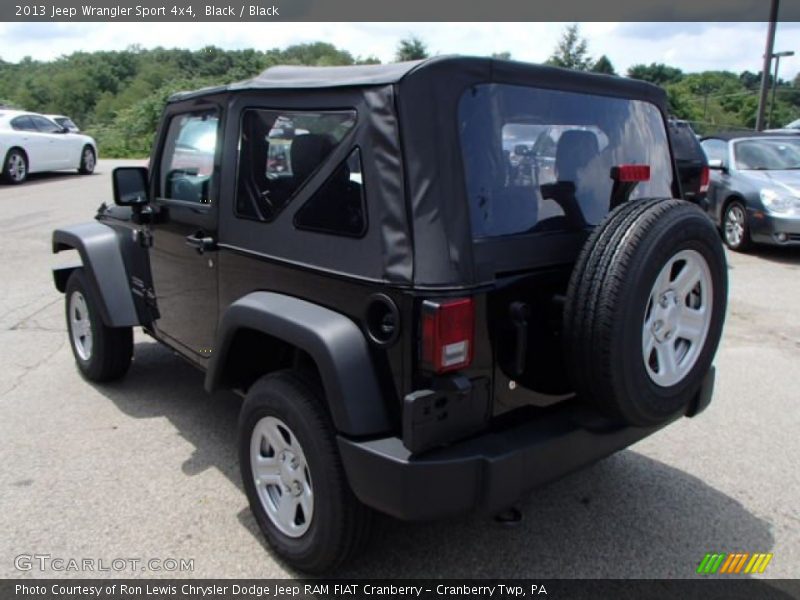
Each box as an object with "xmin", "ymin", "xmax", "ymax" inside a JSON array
[
  {"xmin": 668, "ymin": 118, "xmax": 710, "ymax": 207},
  {"xmin": 52, "ymin": 57, "xmax": 727, "ymax": 573}
]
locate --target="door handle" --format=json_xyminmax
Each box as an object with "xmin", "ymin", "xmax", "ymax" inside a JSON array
[{"xmin": 185, "ymin": 232, "xmax": 217, "ymax": 253}]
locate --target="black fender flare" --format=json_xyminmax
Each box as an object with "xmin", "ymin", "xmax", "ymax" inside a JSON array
[
  {"xmin": 206, "ymin": 292, "xmax": 391, "ymax": 437},
  {"xmin": 52, "ymin": 222, "xmax": 139, "ymax": 327}
]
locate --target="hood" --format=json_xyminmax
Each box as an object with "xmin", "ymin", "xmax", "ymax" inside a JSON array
[{"xmin": 742, "ymin": 170, "xmax": 800, "ymax": 196}]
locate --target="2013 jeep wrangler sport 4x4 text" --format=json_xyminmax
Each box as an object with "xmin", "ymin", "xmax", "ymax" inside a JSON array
[{"xmin": 52, "ymin": 57, "xmax": 727, "ymax": 573}]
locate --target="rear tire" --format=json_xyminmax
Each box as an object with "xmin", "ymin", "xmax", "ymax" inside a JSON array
[
  {"xmin": 65, "ymin": 270, "xmax": 133, "ymax": 382},
  {"xmin": 564, "ymin": 199, "xmax": 727, "ymax": 426},
  {"xmin": 239, "ymin": 370, "xmax": 372, "ymax": 573},
  {"xmin": 2, "ymin": 149, "xmax": 27, "ymax": 184},
  {"xmin": 78, "ymin": 145, "xmax": 96, "ymax": 175}
]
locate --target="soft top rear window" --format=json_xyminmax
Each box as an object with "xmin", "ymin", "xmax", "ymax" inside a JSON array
[{"xmin": 459, "ymin": 83, "xmax": 673, "ymax": 238}]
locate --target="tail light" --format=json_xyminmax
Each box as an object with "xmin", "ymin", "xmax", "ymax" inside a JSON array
[
  {"xmin": 421, "ymin": 298, "xmax": 474, "ymax": 373},
  {"xmin": 609, "ymin": 164, "xmax": 650, "ymax": 209},
  {"xmin": 699, "ymin": 165, "xmax": 710, "ymax": 193},
  {"xmin": 611, "ymin": 164, "xmax": 651, "ymax": 182}
]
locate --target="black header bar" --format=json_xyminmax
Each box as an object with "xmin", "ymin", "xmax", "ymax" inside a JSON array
[{"xmin": 2, "ymin": 0, "xmax": 800, "ymax": 22}]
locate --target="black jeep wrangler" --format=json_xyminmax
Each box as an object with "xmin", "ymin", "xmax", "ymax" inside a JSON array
[{"xmin": 52, "ymin": 57, "xmax": 727, "ymax": 573}]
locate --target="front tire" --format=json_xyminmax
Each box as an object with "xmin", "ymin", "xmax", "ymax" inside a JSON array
[
  {"xmin": 2, "ymin": 149, "xmax": 28, "ymax": 184},
  {"xmin": 65, "ymin": 270, "xmax": 133, "ymax": 382},
  {"xmin": 78, "ymin": 146, "xmax": 96, "ymax": 175},
  {"xmin": 723, "ymin": 200, "xmax": 751, "ymax": 252},
  {"xmin": 239, "ymin": 371, "xmax": 372, "ymax": 573}
]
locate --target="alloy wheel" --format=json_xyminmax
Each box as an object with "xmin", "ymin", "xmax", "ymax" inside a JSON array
[
  {"xmin": 8, "ymin": 153, "xmax": 26, "ymax": 182},
  {"xmin": 724, "ymin": 205, "xmax": 745, "ymax": 248},
  {"xmin": 69, "ymin": 291, "xmax": 93, "ymax": 361},
  {"xmin": 642, "ymin": 249, "xmax": 713, "ymax": 387},
  {"xmin": 250, "ymin": 416, "xmax": 314, "ymax": 538}
]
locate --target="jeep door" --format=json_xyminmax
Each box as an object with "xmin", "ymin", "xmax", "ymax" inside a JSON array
[{"xmin": 148, "ymin": 106, "xmax": 220, "ymax": 361}]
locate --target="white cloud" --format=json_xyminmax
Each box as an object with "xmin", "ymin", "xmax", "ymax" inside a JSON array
[{"xmin": 0, "ymin": 21, "xmax": 798, "ymax": 80}]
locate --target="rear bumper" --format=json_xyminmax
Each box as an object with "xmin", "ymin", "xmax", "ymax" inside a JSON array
[
  {"xmin": 749, "ymin": 211, "xmax": 800, "ymax": 245},
  {"xmin": 339, "ymin": 368, "xmax": 715, "ymax": 521}
]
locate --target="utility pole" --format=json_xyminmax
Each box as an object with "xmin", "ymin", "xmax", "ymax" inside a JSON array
[
  {"xmin": 755, "ymin": 0, "xmax": 779, "ymax": 131},
  {"xmin": 768, "ymin": 51, "xmax": 794, "ymax": 129}
]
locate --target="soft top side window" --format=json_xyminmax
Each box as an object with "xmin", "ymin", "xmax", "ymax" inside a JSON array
[
  {"xmin": 294, "ymin": 148, "xmax": 367, "ymax": 238},
  {"xmin": 235, "ymin": 109, "xmax": 356, "ymax": 222},
  {"xmin": 158, "ymin": 109, "xmax": 220, "ymax": 205}
]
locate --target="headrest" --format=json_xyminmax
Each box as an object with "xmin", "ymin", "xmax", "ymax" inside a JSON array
[{"xmin": 555, "ymin": 130, "xmax": 599, "ymax": 182}]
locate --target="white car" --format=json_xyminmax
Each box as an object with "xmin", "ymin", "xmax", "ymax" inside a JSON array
[
  {"xmin": 45, "ymin": 114, "xmax": 81, "ymax": 133},
  {"xmin": 765, "ymin": 118, "xmax": 800, "ymax": 135},
  {"xmin": 0, "ymin": 110, "xmax": 97, "ymax": 184}
]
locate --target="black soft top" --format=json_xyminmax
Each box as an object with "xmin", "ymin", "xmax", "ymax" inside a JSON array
[
  {"xmin": 169, "ymin": 56, "xmax": 667, "ymax": 107},
  {"xmin": 166, "ymin": 57, "xmax": 671, "ymax": 287}
]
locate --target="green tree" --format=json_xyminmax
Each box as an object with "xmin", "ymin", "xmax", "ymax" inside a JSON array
[
  {"xmin": 546, "ymin": 24, "xmax": 592, "ymax": 71},
  {"xmin": 91, "ymin": 76, "xmax": 216, "ymax": 157},
  {"xmin": 267, "ymin": 42, "xmax": 354, "ymax": 67},
  {"xmin": 665, "ymin": 84, "xmax": 701, "ymax": 122},
  {"xmin": 739, "ymin": 70, "xmax": 764, "ymax": 90},
  {"xmin": 627, "ymin": 63, "xmax": 684, "ymax": 85},
  {"xmin": 491, "ymin": 51, "xmax": 512, "ymax": 60},
  {"xmin": 591, "ymin": 55, "xmax": 616, "ymax": 75},
  {"xmin": 355, "ymin": 55, "xmax": 382, "ymax": 65},
  {"xmin": 395, "ymin": 36, "xmax": 429, "ymax": 62}
]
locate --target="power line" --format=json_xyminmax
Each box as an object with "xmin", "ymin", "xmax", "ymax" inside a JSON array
[{"xmin": 688, "ymin": 88, "xmax": 798, "ymax": 101}]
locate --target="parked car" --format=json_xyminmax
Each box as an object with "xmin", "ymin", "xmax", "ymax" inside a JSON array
[
  {"xmin": 700, "ymin": 132, "xmax": 800, "ymax": 251},
  {"xmin": 766, "ymin": 117, "xmax": 800, "ymax": 134},
  {"xmin": 0, "ymin": 110, "xmax": 97, "ymax": 184},
  {"xmin": 45, "ymin": 114, "xmax": 81, "ymax": 133},
  {"xmin": 668, "ymin": 119, "xmax": 710, "ymax": 207},
  {"xmin": 52, "ymin": 57, "xmax": 727, "ymax": 572}
]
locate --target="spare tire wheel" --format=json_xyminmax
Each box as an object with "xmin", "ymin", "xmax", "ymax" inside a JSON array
[{"xmin": 563, "ymin": 199, "xmax": 727, "ymax": 426}]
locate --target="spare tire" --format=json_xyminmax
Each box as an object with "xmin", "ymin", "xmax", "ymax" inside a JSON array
[{"xmin": 563, "ymin": 198, "xmax": 727, "ymax": 426}]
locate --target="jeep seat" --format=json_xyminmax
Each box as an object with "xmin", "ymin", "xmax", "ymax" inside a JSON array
[
  {"xmin": 555, "ymin": 130, "xmax": 599, "ymax": 182},
  {"xmin": 551, "ymin": 130, "xmax": 602, "ymax": 228}
]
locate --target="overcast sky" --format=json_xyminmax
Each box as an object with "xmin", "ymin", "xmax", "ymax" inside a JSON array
[{"xmin": 1, "ymin": 22, "xmax": 799, "ymax": 79}]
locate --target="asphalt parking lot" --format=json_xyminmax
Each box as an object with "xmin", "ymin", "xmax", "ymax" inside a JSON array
[{"xmin": 1, "ymin": 160, "xmax": 798, "ymax": 580}]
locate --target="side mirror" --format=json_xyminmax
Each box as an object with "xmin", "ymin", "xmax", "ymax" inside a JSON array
[
  {"xmin": 707, "ymin": 159, "xmax": 726, "ymax": 171},
  {"xmin": 112, "ymin": 167, "xmax": 150, "ymax": 207},
  {"xmin": 514, "ymin": 144, "xmax": 530, "ymax": 156}
]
